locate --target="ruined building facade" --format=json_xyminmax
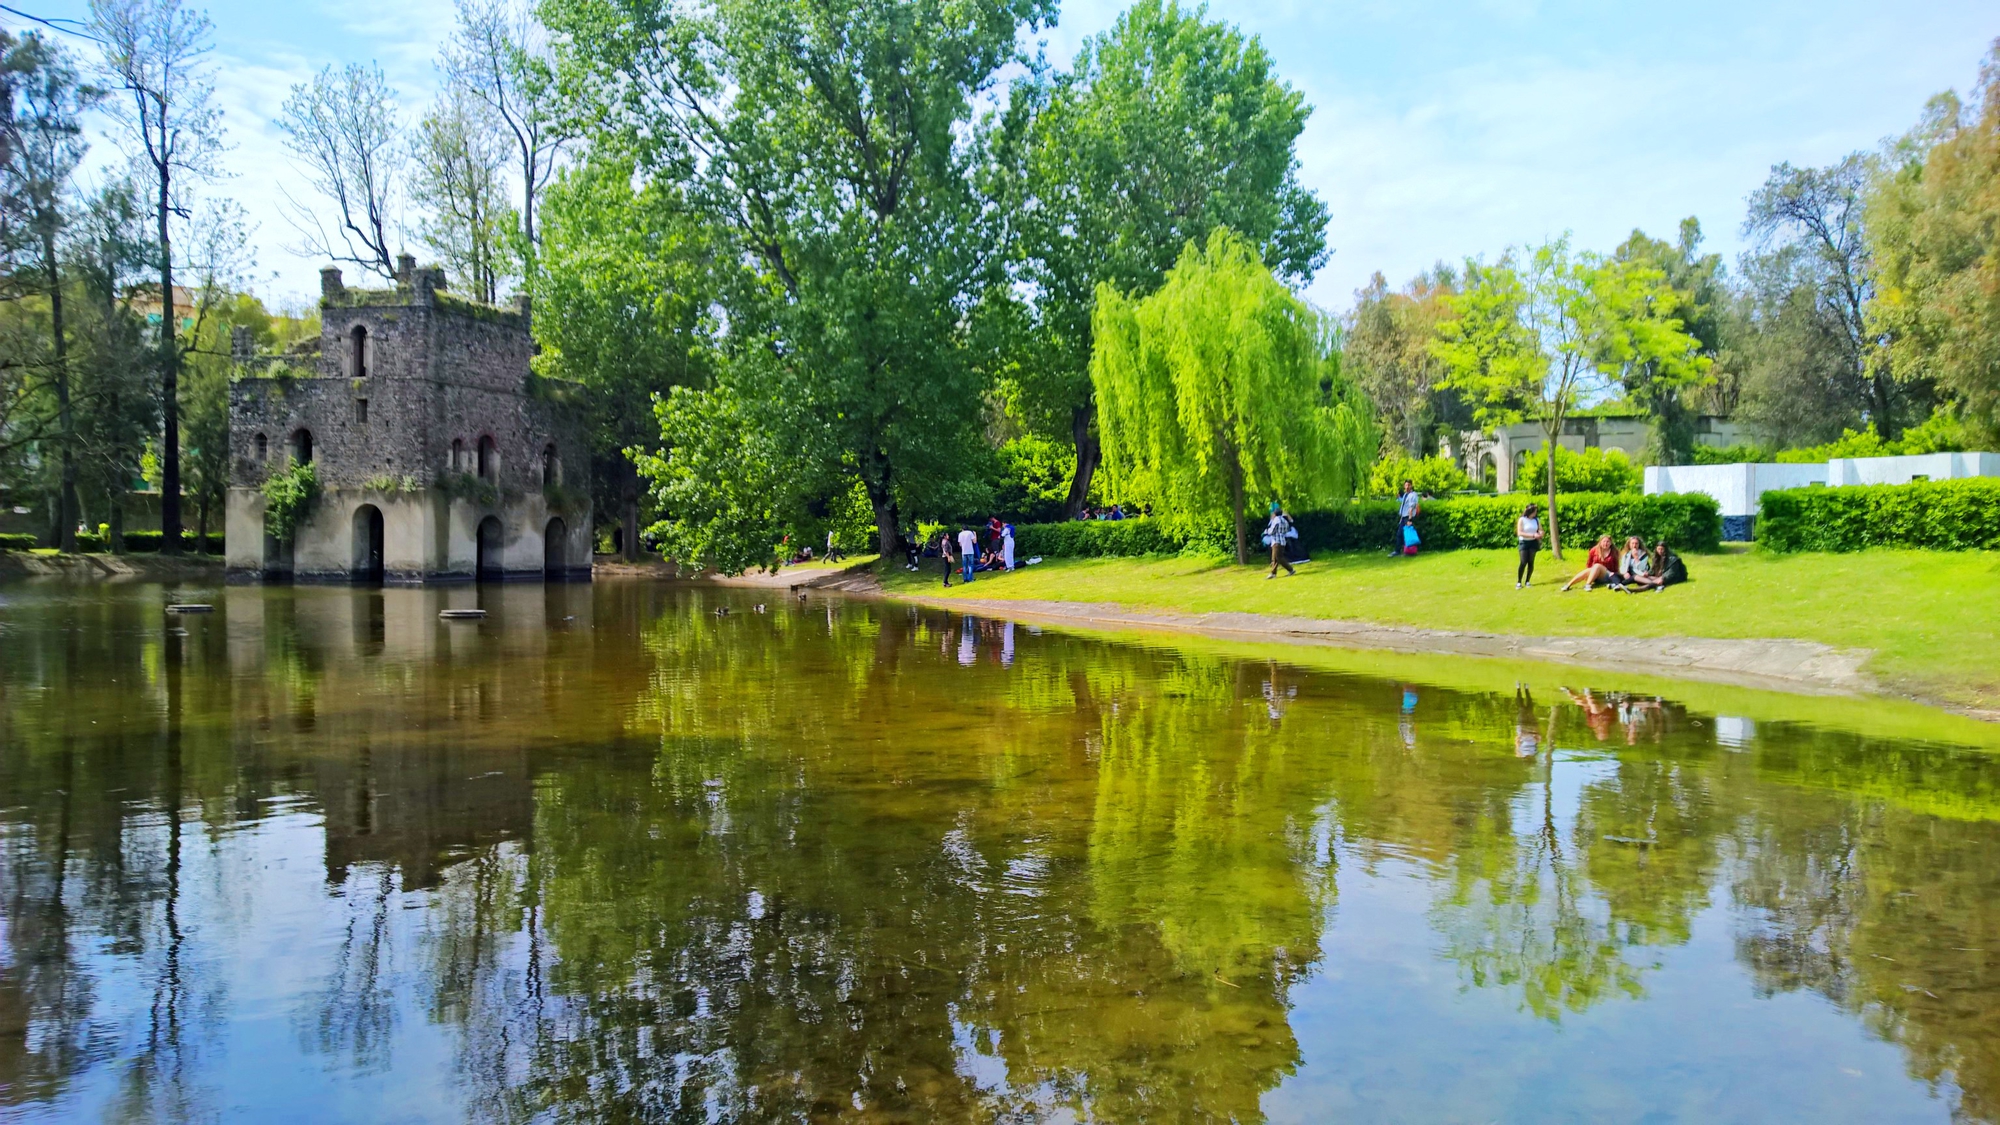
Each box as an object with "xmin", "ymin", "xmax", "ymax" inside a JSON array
[{"xmin": 225, "ymin": 259, "xmax": 592, "ymax": 583}]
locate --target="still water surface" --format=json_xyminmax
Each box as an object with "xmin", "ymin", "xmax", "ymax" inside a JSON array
[{"xmin": 3, "ymin": 581, "xmax": 1999, "ymax": 1123}]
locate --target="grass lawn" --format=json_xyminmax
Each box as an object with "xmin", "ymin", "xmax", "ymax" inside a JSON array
[{"xmin": 881, "ymin": 547, "xmax": 2000, "ymax": 711}]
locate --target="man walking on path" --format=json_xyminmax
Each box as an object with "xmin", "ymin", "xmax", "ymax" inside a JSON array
[
  {"xmin": 1392, "ymin": 479, "xmax": 1421, "ymax": 557},
  {"xmin": 1265, "ymin": 502, "xmax": 1296, "ymax": 579},
  {"xmin": 958, "ymin": 526, "xmax": 979, "ymax": 584}
]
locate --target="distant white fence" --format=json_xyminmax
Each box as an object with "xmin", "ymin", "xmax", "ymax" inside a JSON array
[{"xmin": 1645, "ymin": 453, "xmax": 2000, "ymax": 540}]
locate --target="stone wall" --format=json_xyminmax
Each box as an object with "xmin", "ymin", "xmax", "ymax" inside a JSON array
[{"xmin": 227, "ymin": 261, "xmax": 590, "ymax": 584}]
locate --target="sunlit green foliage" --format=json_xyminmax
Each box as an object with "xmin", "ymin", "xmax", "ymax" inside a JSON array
[
  {"xmin": 1516, "ymin": 446, "xmax": 1643, "ymax": 494},
  {"xmin": 1093, "ymin": 230, "xmax": 1375, "ymax": 563}
]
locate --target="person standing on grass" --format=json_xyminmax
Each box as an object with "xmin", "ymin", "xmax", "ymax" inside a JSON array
[
  {"xmin": 1265, "ymin": 501, "xmax": 1296, "ymax": 579},
  {"xmin": 939, "ymin": 528, "xmax": 957, "ymax": 588},
  {"xmin": 1392, "ymin": 479, "xmax": 1421, "ymax": 557},
  {"xmin": 1001, "ymin": 522, "xmax": 1016, "ymax": 572},
  {"xmin": 1515, "ymin": 503, "xmax": 1543, "ymax": 588},
  {"xmin": 958, "ymin": 525, "xmax": 979, "ymax": 585}
]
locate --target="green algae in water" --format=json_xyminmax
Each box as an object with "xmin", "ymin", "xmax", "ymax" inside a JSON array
[{"xmin": 0, "ymin": 581, "xmax": 1996, "ymax": 1123}]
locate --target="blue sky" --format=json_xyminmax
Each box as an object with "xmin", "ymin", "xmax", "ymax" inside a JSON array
[{"xmin": 8, "ymin": 0, "xmax": 1996, "ymax": 311}]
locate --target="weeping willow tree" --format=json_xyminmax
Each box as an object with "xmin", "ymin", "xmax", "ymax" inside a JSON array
[{"xmin": 1092, "ymin": 229, "xmax": 1376, "ymax": 563}]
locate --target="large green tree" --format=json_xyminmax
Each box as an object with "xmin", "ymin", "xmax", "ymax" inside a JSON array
[
  {"xmin": 991, "ymin": 0, "xmax": 1328, "ymax": 516},
  {"xmin": 1612, "ymin": 219, "xmax": 1726, "ymax": 466},
  {"xmin": 1092, "ymin": 229, "xmax": 1374, "ymax": 564},
  {"xmin": 532, "ymin": 157, "xmax": 714, "ymax": 560},
  {"xmin": 544, "ymin": 0, "xmax": 1052, "ymax": 565},
  {"xmin": 1867, "ymin": 41, "xmax": 2000, "ymax": 444},
  {"xmin": 1434, "ymin": 236, "xmax": 1704, "ymax": 558},
  {"xmin": 1346, "ymin": 266, "xmax": 1459, "ymax": 459}
]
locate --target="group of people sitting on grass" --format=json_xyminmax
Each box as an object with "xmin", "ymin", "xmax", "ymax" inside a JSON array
[
  {"xmin": 913, "ymin": 518, "xmax": 1017, "ymax": 587},
  {"xmin": 1512, "ymin": 503, "xmax": 1686, "ymax": 592},
  {"xmin": 1559, "ymin": 533, "xmax": 1687, "ymax": 593}
]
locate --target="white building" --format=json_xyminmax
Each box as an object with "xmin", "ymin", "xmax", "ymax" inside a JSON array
[{"xmin": 1645, "ymin": 452, "xmax": 2000, "ymax": 540}]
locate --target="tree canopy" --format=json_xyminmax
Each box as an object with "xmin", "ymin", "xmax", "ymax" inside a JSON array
[{"xmin": 1093, "ymin": 229, "xmax": 1374, "ymax": 563}]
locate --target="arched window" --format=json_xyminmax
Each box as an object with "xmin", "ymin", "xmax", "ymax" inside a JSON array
[
  {"xmin": 541, "ymin": 443, "xmax": 559, "ymax": 487},
  {"xmin": 348, "ymin": 324, "xmax": 371, "ymax": 379},
  {"xmin": 254, "ymin": 433, "xmax": 268, "ymax": 461},
  {"xmin": 477, "ymin": 435, "xmax": 497, "ymax": 482},
  {"xmin": 292, "ymin": 428, "xmax": 314, "ymax": 465},
  {"xmin": 450, "ymin": 438, "xmax": 465, "ymax": 473}
]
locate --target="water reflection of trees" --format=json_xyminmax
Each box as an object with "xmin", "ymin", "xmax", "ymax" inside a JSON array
[{"xmin": 10, "ymin": 587, "xmax": 2000, "ymax": 1120}]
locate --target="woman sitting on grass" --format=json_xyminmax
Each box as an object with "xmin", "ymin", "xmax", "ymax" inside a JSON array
[
  {"xmin": 1619, "ymin": 536, "xmax": 1651, "ymax": 588},
  {"xmin": 1560, "ymin": 535, "xmax": 1620, "ymax": 592},
  {"xmin": 1624, "ymin": 539, "xmax": 1687, "ymax": 591}
]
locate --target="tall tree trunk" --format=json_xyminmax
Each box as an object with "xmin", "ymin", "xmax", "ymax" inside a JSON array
[
  {"xmin": 872, "ymin": 492, "xmax": 899, "ymax": 561},
  {"xmin": 158, "ymin": 174, "xmax": 184, "ymax": 555},
  {"xmin": 1544, "ymin": 429, "xmax": 1562, "ymax": 560},
  {"xmin": 1230, "ymin": 452, "xmax": 1247, "ymax": 565},
  {"xmin": 621, "ymin": 493, "xmax": 640, "ymax": 563},
  {"xmin": 108, "ymin": 489, "xmax": 125, "ymax": 554},
  {"xmin": 43, "ymin": 229, "xmax": 78, "ymax": 554},
  {"xmin": 1064, "ymin": 402, "xmax": 1100, "ymax": 518},
  {"xmin": 1871, "ymin": 372, "xmax": 1899, "ymax": 442}
]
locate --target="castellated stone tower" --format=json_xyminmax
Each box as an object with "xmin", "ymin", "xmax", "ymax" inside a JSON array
[{"xmin": 225, "ymin": 257, "xmax": 591, "ymax": 584}]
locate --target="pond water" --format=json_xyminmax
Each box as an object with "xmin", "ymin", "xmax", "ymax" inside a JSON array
[{"xmin": 3, "ymin": 582, "xmax": 2000, "ymax": 1123}]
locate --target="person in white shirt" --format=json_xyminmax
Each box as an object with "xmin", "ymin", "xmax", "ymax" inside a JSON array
[
  {"xmin": 1001, "ymin": 523, "xmax": 1015, "ymax": 571},
  {"xmin": 1515, "ymin": 502, "xmax": 1543, "ymax": 588},
  {"xmin": 957, "ymin": 526, "xmax": 978, "ymax": 584},
  {"xmin": 1264, "ymin": 501, "xmax": 1295, "ymax": 578}
]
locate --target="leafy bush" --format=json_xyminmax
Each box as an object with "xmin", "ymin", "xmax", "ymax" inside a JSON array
[
  {"xmin": 1516, "ymin": 446, "xmax": 1642, "ymax": 494},
  {"xmin": 75, "ymin": 532, "xmax": 106, "ymax": 552},
  {"xmin": 263, "ymin": 461, "xmax": 320, "ymax": 542},
  {"xmin": 1772, "ymin": 410, "xmax": 1968, "ymax": 463},
  {"xmin": 1692, "ymin": 443, "xmax": 1774, "ymax": 466},
  {"xmin": 1758, "ymin": 479, "xmax": 2000, "ymax": 552},
  {"xmin": 123, "ymin": 531, "xmax": 225, "ymax": 554},
  {"xmin": 1016, "ymin": 492, "xmax": 1721, "ymax": 558},
  {"xmin": 0, "ymin": 533, "xmax": 38, "ymax": 551},
  {"xmin": 1014, "ymin": 518, "xmax": 1177, "ymax": 558},
  {"xmin": 1368, "ymin": 454, "xmax": 1469, "ymax": 498}
]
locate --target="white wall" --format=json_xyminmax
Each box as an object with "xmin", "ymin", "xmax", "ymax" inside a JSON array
[
  {"xmin": 1827, "ymin": 452, "xmax": 2000, "ymax": 486},
  {"xmin": 1643, "ymin": 463, "xmax": 1827, "ymax": 517}
]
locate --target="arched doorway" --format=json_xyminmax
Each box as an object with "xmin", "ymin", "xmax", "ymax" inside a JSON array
[
  {"xmin": 352, "ymin": 504, "xmax": 384, "ymax": 583},
  {"xmin": 476, "ymin": 516, "xmax": 504, "ymax": 581},
  {"xmin": 544, "ymin": 517, "xmax": 567, "ymax": 580}
]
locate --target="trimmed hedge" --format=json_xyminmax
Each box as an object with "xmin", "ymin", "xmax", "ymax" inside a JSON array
[
  {"xmin": 1016, "ymin": 493, "xmax": 1721, "ymax": 559},
  {"xmin": 1759, "ymin": 479, "xmax": 2000, "ymax": 552},
  {"xmin": 1015, "ymin": 518, "xmax": 1177, "ymax": 559},
  {"xmin": 123, "ymin": 531, "xmax": 225, "ymax": 554},
  {"xmin": 0, "ymin": 533, "xmax": 38, "ymax": 551}
]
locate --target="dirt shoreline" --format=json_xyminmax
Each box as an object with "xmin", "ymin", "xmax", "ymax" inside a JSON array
[{"xmin": 0, "ymin": 552, "xmax": 224, "ymax": 583}]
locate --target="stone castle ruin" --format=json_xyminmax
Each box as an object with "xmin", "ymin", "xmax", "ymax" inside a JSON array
[{"xmin": 225, "ymin": 256, "xmax": 591, "ymax": 583}]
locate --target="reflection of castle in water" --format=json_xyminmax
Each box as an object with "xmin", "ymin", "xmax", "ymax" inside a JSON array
[{"xmin": 218, "ymin": 584, "xmax": 600, "ymax": 887}]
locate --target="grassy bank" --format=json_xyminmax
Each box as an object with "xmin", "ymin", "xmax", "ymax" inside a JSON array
[{"xmin": 881, "ymin": 547, "xmax": 2000, "ymax": 711}]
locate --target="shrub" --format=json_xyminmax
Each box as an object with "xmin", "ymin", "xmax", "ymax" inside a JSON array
[
  {"xmin": 1014, "ymin": 517, "xmax": 1178, "ymax": 558},
  {"xmin": 1758, "ymin": 479, "xmax": 2000, "ymax": 552},
  {"xmin": 1772, "ymin": 411, "xmax": 1968, "ymax": 464},
  {"xmin": 74, "ymin": 532, "xmax": 106, "ymax": 552},
  {"xmin": 1015, "ymin": 492, "xmax": 1721, "ymax": 558},
  {"xmin": 1368, "ymin": 454, "xmax": 1470, "ymax": 498},
  {"xmin": 1692, "ymin": 443, "xmax": 1774, "ymax": 466},
  {"xmin": 0, "ymin": 533, "xmax": 38, "ymax": 551},
  {"xmin": 1517, "ymin": 446, "xmax": 1642, "ymax": 494},
  {"xmin": 263, "ymin": 460, "xmax": 320, "ymax": 542}
]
